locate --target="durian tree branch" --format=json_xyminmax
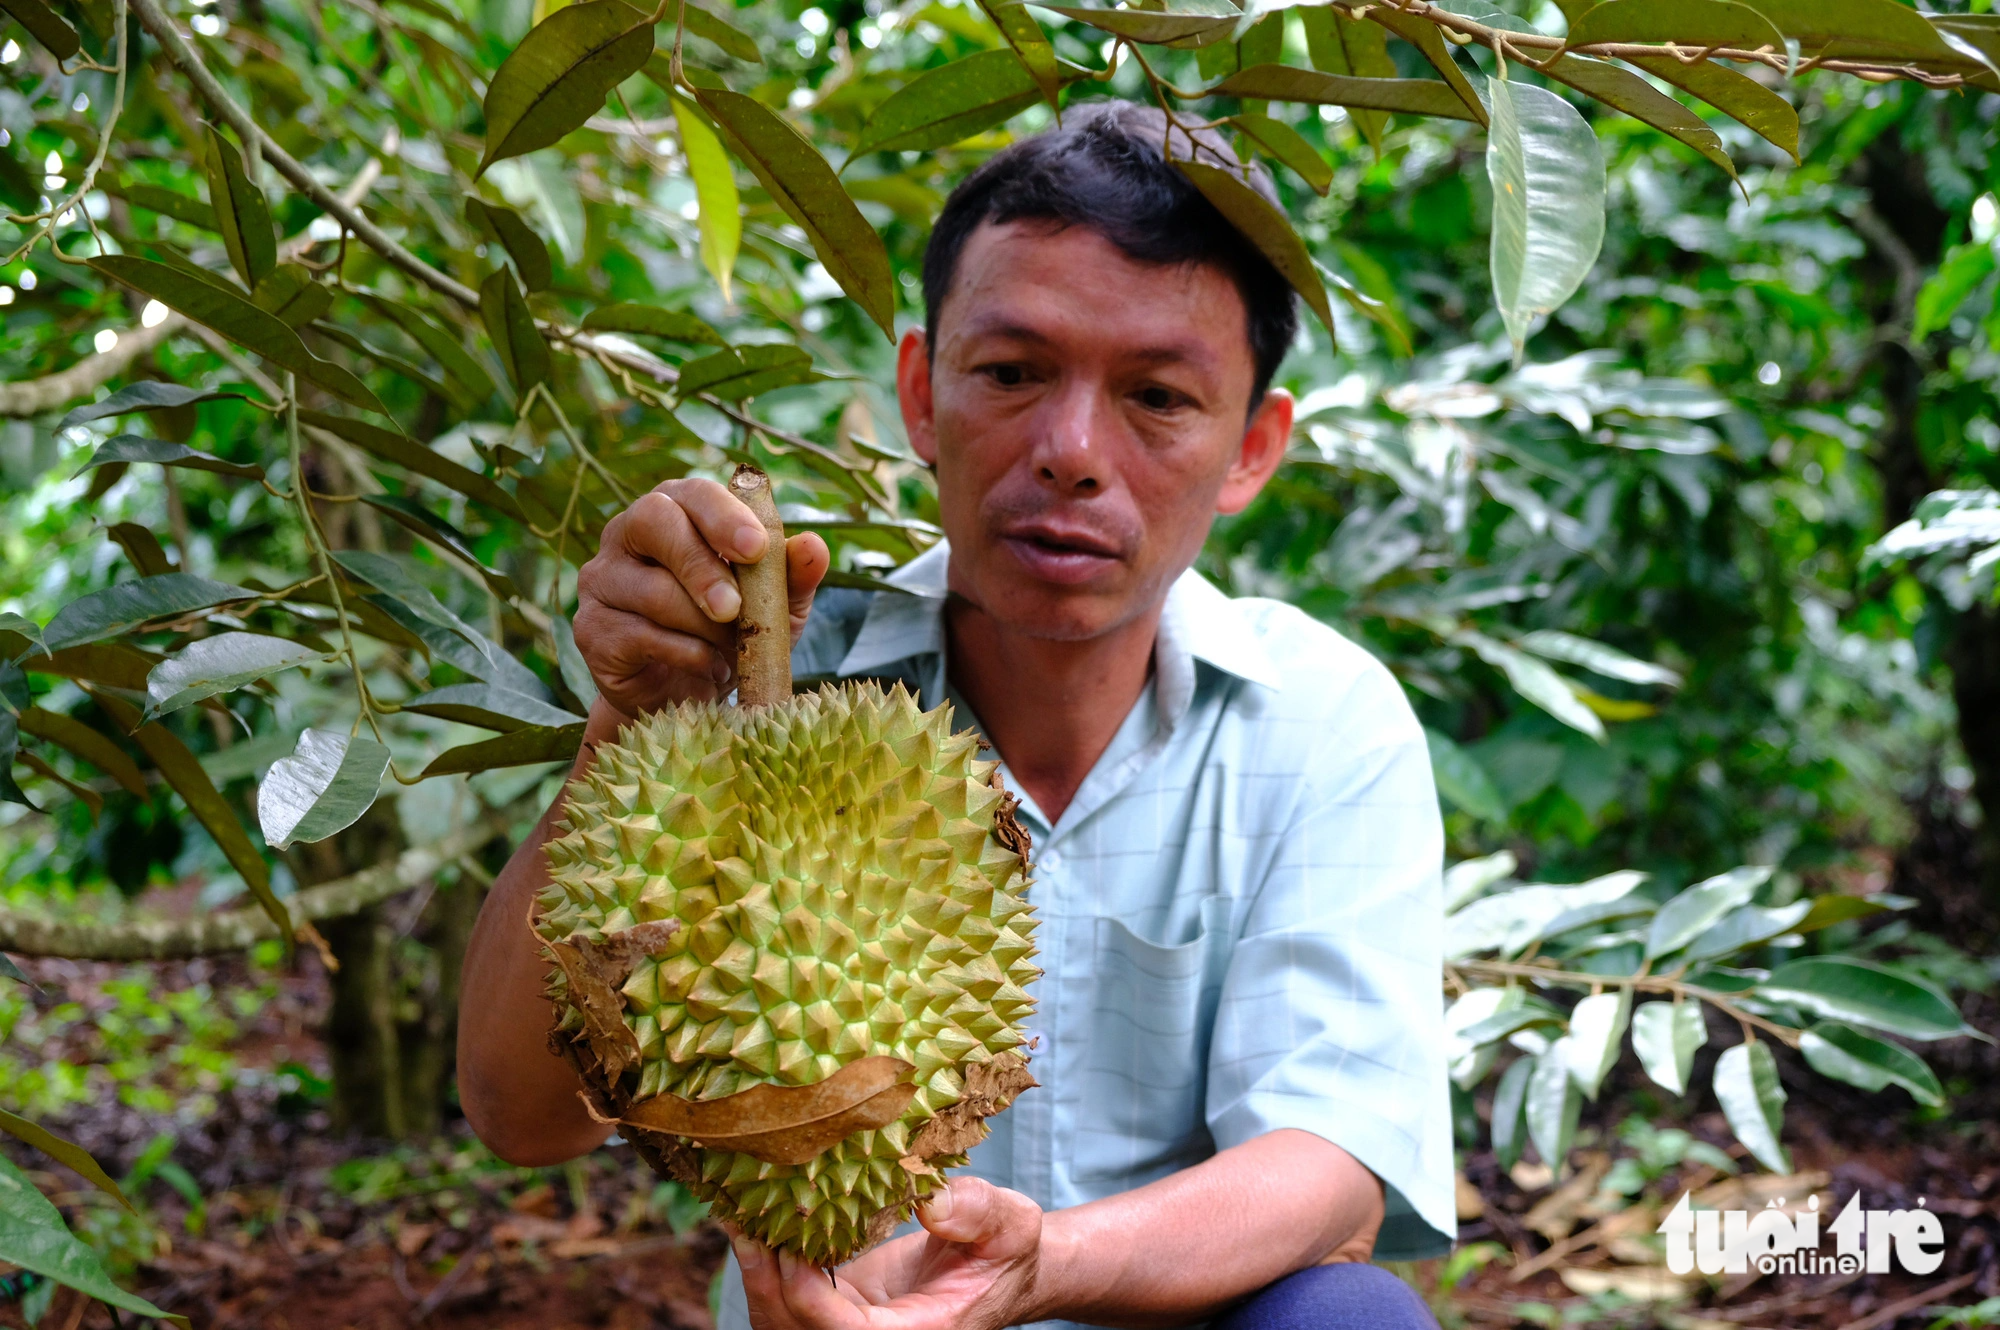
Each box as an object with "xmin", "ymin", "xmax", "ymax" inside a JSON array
[
  {"xmin": 0, "ymin": 822, "xmax": 503, "ymax": 961},
  {"xmin": 729, "ymin": 465, "xmax": 792, "ymax": 706}
]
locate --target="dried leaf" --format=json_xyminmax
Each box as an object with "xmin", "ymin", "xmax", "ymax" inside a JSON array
[
  {"xmin": 622, "ymin": 1054, "xmax": 920, "ymax": 1165},
  {"xmin": 905, "ymin": 1051, "xmax": 1036, "ymax": 1159},
  {"xmin": 548, "ymin": 920, "xmax": 682, "ymax": 1082}
]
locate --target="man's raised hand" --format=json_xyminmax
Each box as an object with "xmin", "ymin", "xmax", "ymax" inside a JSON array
[
  {"xmin": 573, "ymin": 477, "xmax": 828, "ymax": 717},
  {"xmin": 736, "ymin": 1178, "xmax": 1053, "ymax": 1330}
]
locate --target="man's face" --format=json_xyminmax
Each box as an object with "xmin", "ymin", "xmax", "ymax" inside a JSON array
[{"xmin": 897, "ymin": 221, "xmax": 1293, "ymax": 642}]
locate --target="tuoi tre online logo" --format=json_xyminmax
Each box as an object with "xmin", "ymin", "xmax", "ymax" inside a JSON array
[{"xmin": 1658, "ymin": 1190, "xmax": 1948, "ymax": 1277}]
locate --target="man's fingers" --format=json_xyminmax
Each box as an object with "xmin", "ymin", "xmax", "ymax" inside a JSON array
[
  {"xmin": 915, "ymin": 1178, "xmax": 1041, "ymax": 1256},
  {"xmin": 572, "ymin": 604, "xmax": 731, "ymax": 706},
  {"xmin": 735, "ymin": 1237, "xmax": 797, "ymax": 1330},
  {"xmin": 786, "ymin": 533, "xmax": 830, "ymax": 634},
  {"xmin": 775, "ymin": 1249, "xmax": 871, "ymax": 1330},
  {"xmin": 617, "ymin": 489, "xmax": 749, "ymax": 623},
  {"xmin": 585, "ymin": 557, "xmax": 734, "ymax": 652},
  {"xmin": 663, "ymin": 476, "xmax": 772, "ymax": 565}
]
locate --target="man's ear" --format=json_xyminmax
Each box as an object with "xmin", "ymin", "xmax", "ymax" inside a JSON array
[
  {"xmin": 1216, "ymin": 388, "xmax": 1293, "ymax": 516},
  {"xmin": 897, "ymin": 327, "xmax": 938, "ymax": 467}
]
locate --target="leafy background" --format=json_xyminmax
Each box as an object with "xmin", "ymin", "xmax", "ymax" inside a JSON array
[{"xmin": 1, "ymin": 0, "xmax": 1999, "ymax": 1324}]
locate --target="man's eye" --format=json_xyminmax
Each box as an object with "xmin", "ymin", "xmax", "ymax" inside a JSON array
[
  {"xmin": 1137, "ymin": 385, "xmax": 1183, "ymax": 411},
  {"xmin": 986, "ymin": 364, "xmax": 1027, "ymax": 387}
]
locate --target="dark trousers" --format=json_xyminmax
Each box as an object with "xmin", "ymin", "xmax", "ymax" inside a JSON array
[{"xmin": 1211, "ymin": 1263, "xmax": 1440, "ymax": 1330}]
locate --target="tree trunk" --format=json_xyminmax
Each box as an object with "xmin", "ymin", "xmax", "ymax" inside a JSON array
[{"xmin": 292, "ymin": 804, "xmax": 485, "ymax": 1139}]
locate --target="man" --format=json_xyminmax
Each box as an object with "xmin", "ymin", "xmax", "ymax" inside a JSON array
[{"xmin": 458, "ymin": 102, "xmax": 1452, "ymax": 1330}]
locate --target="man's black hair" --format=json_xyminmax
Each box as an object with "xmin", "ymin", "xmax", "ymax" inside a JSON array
[{"xmin": 920, "ymin": 100, "xmax": 1300, "ymax": 404}]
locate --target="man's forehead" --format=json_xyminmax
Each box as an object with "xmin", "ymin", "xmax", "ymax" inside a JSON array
[{"xmin": 937, "ymin": 221, "xmax": 1251, "ymax": 366}]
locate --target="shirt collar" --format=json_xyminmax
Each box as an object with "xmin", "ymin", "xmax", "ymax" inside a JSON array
[{"xmin": 835, "ymin": 538, "xmax": 1283, "ymax": 704}]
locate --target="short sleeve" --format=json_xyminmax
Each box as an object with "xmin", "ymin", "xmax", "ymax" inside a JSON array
[{"xmin": 1201, "ymin": 661, "xmax": 1455, "ymax": 1261}]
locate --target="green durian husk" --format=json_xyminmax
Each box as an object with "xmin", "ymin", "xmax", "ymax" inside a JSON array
[{"xmin": 537, "ymin": 680, "xmax": 1041, "ymax": 1266}]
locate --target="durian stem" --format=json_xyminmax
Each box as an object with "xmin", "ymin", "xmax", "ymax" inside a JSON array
[{"xmin": 730, "ymin": 464, "xmax": 792, "ymax": 706}]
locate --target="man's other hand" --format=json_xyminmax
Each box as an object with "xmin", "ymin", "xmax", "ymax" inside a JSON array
[
  {"xmin": 736, "ymin": 1178, "xmax": 1049, "ymax": 1330},
  {"xmin": 574, "ymin": 477, "xmax": 829, "ymax": 716}
]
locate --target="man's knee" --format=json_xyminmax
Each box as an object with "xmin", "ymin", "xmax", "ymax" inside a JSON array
[{"xmin": 1212, "ymin": 1263, "xmax": 1439, "ymax": 1330}]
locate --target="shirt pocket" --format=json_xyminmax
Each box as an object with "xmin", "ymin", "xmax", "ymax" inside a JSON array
[{"xmin": 1071, "ymin": 894, "xmax": 1233, "ymax": 1183}]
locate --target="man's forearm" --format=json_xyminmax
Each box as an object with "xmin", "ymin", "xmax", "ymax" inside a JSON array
[
  {"xmin": 1025, "ymin": 1130, "xmax": 1385, "ymax": 1328},
  {"xmin": 456, "ymin": 697, "xmax": 632, "ymax": 1166}
]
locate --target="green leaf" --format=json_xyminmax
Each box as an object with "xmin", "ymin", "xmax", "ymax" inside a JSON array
[
  {"xmin": 252, "ymin": 262, "xmax": 334, "ymax": 328},
  {"xmin": 1490, "ymin": 1055, "xmax": 1533, "ymax": 1170},
  {"xmin": 256, "ymin": 728, "xmax": 392, "ymax": 849},
  {"xmin": 1297, "ymin": 6, "xmax": 1393, "ymax": 152},
  {"xmin": 678, "ymin": 344, "xmax": 818, "ymax": 400},
  {"xmin": 668, "ymin": 94, "xmax": 743, "ymax": 302},
  {"xmin": 1752, "ymin": 0, "xmax": 1963, "ymax": 64},
  {"xmin": 88, "ymin": 256, "xmax": 391, "ymax": 417},
  {"xmin": 1444, "ymin": 850, "xmax": 1517, "ymax": 911},
  {"xmin": 1793, "ymin": 893, "xmax": 1895, "ymax": 933},
  {"xmin": 1685, "ymin": 900, "xmax": 1813, "ymax": 962},
  {"xmin": 1455, "ymin": 994, "xmax": 1566, "ymax": 1048},
  {"xmin": 1757, "ymin": 956, "xmax": 1968, "ymax": 1040},
  {"xmin": 1040, "ymin": 3, "xmax": 1237, "ymax": 47},
  {"xmin": 333, "ymin": 550, "xmax": 551, "ymax": 697},
  {"xmin": 1514, "ymin": 630, "xmax": 1681, "ymax": 686},
  {"xmin": 419, "ymin": 722, "xmax": 585, "ymax": 777},
  {"xmin": 95, "ymin": 693, "xmax": 288, "ymax": 947},
  {"xmin": 0, "ymin": 0, "xmax": 80, "ymax": 61},
  {"xmin": 552, "ymin": 614, "xmax": 599, "ymax": 709},
  {"xmin": 298, "ymin": 410, "xmax": 527, "ymax": 522},
  {"xmin": 977, "ymin": 0, "xmax": 1061, "ymax": 108},
  {"xmin": 1525, "ymin": 1049, "xmax": 1579, "ymax": 1168},
  {"xmin": 480, "ymin": 266, "xmax": 551, "ymax": 396},
  {"xmin": 1567, "ymin": 0, "xmax": 1785, "ymax": 52},
  {"xmin": 0, "ymin": 710, "xmax": 32, "ymax": 807},
  {"xmin": 852, "ymin": 50, "xmax": 1041, "ymax": 157},
  {"xmin": 679, "ymin": 0, "xmax": 759, "ymax": 61},
  {"xmin": 1425, "ymin": 726, "xmax": 1507, "ymax": 822},
  {"xmin": 107, "ymin": 523, "xmax": 173, "ymax": 578},
  {"xmin": 583, "ymin": 302, "xmax": 726, "ymax": 346},
  {"xmin": 145, "ymin": 632, "xmax": 327, "ymax": 720},
  {"xmin": 354, "ymin": 295, "xmax": 499, "ymax": 405},
  {"xmin": 1485, "ymin": 76, "xmax": 1605, "ymax": 362},
  {"xmin": 0, "ymin": 141, "xmax": 37, "ymax": 213},
  {"xmin": 102, "ymin": 178, "xmax": 220, "ymax": 230},
  {"xmin": 1561, "ymin": 988, "xmax": 1630, "ymax": 1100},
  {"xmin": 204, "ymin": 126, "xmax": 277, "ymax": 289},
  {"xmin": 1631, "ymin": 1001, "xmax": 1706, "ymax": 1096},
  {"xmin": 1915, "ymin": 241, "xmax": 1997, "ymax": 341},
  {"xmin": 478, "ymin": 0, "xmax": 655, "ymax": 176},
  {"xmin": 0, "ymin": 1155, "xmax": 187, "ymax": 1327},
  {"xmin": 1211, "ymin": 65, "xmax": 1483, "ymax": 122},
  {"xmin": 1645, "ymin": 865, "xmax": 1771, "ymax": 959},
  {"xmin": 0, "ymin": 1108, "xmax": 134, "ymax": 1212},
  {"xmin": 42, "ymin": 573, "xmax": 256, "ymax": 653},
  {"xmin": 1799, "ymin": 1022, "xmax": 1944, "ymax": 1107},
  {"xmin": 76, "ymin": 435, "xmax": 267, "ymax": 481},
  {"xmin": 1365, "ymin": 6, "xmax": 1487, "ymax": 125},
  {"xmin": 0, "ymin": 612, "xmax": 46, "ymax": 657},
  {"xmin": 361, "ymin": 495, "xmax": 521, "ymax": 599},
  {"xmin": 17, "ymin": 707, "xmax": 146, "ymax": 797},
  {"xmin": 1174, "ymin": 160, "xmax": 1333, "ymax": 335},
  {"xmin": 1231, "ymin": 113, "xmax": 1331, "ymax": 195},
  {"xmin": 1537, "ymin": 55, "xmax": 1734, "ymax": 180},
  {"xmin": 467, "ymin": 198, "xmax": 554, "ymax": 293},
  {"xmin": 404, "ymin": 683, "xmax": 587, "ymax": 732},
  {"xmin": 695, "ymin": 88, "xmax": 897, "ymax": 337},
  {"xmin": 1446, "ymin": 871, "xmax": 1647, "ymax": 959},
  {"xmin": 1713, "ymin": 1041, "xmax": 1789, "ymax": 1173},
  {"xmin": 56, "ymin": 382, "xmax": 250, "ymax": 432},
  {"xmin": 1453, "ymin": 629, "xmax": 1605, "ymax": 739},
  {"xmin": 0, "ymin": 952, "xmax": 30, "ymax": 986}
]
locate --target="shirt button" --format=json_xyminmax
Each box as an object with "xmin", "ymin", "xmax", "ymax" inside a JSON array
[{"xmin": 1039, "ymin": 850, "xmax": 1062, "ymax": 872}]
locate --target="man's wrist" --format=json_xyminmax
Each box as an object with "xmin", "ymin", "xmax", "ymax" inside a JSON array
[{"xmin": 1017, "ymin": 1206, "xmax": 1083, "ymax": 1326}]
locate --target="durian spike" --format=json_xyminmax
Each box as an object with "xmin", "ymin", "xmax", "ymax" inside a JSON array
[{"xmin": 730, "ymin": 465, "xmax": 792, "ymax": 707}]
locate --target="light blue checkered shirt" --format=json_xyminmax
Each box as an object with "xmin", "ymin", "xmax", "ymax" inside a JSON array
[{"xmin": 717, "ymin": 543, "xmax": 1453, "ymax": 1330}]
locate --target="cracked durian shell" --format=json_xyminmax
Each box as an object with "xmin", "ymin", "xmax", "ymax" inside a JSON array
[{"xmin": 536, "ymin": 680, "xmax": 1040, "ymax": 1265}]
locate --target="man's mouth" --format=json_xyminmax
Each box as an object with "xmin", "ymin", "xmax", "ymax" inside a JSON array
[{"xmin": 998, "ymin": 526, "xmax": 1124, "ymax": 584}]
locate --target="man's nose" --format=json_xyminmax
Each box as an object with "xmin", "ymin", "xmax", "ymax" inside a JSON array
[{"xmin": 1030, "ymin": 382, "xmax": 1108, "ymax": 494}]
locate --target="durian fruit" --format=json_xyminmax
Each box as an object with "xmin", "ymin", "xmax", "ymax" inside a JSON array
[{"xmin": 534, "ymin": 467, "xmax": 1040, "ymax": 1267}]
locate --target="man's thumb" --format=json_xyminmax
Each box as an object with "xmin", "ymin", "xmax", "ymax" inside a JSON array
[{"xmin": 917, "ymin": 1177, "xmax": 1038, "ymax": 1250}]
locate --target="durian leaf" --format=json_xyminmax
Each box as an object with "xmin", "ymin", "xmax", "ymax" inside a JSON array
[
  {"xmin": 403, "ymin": 683, "xmax": 586, "ymax": 732},
  {"xmin": 621, "ymin": 1054, "xmax": 918, "ymax": 1165},
  {"xmin": 76, "ymin": 436, "xmax": 267, "ymax": 482},
  {"xmin": 42, "ymin": 574, "xmax": 257, "ymax": 653},
  {"xmin": 55, "ymin": 382, "xmax": 250, "ymax": 433},
  {"xmin": 419, "ymin": 722, "xmax": 585, "ymax": 777},
  {"xmin": 257, "ymin": 729, "xmax": 392, "ymax": 850},
  {"xmin": 0, "ymin": 1108, "xmax": 135, "ymax": 1213},
  {"xmin": 0, "ymin": 1155, "xmax": 187, "ymax": 1327},
  {"xmin": 16, "ymin": 708, "xmax": 147, "ymax": 797},
  {"xmin": 145, "ymin": 632, "xmax": 329, "ymax": 720}
]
